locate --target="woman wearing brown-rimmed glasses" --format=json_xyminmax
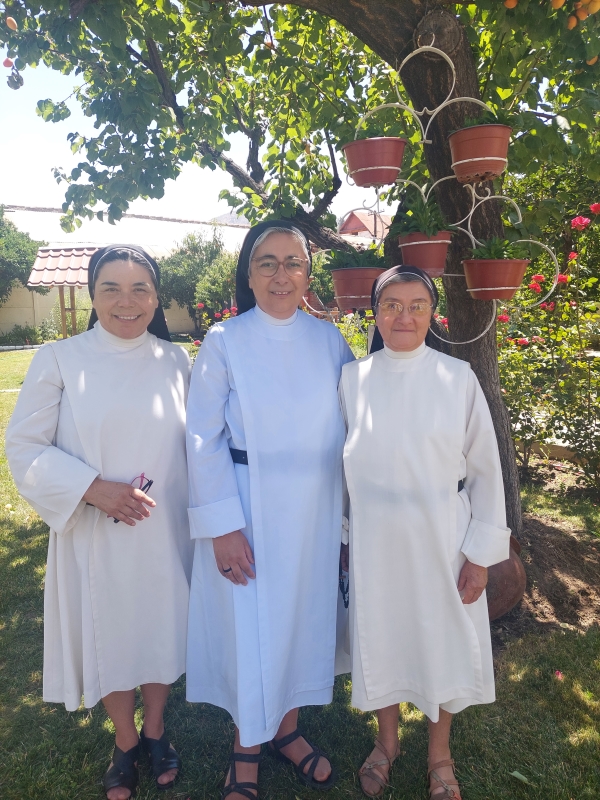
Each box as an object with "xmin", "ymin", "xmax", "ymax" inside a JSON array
[{"xmin": 6, "ymin": 246, "xmax": 193, "ymax": 800}]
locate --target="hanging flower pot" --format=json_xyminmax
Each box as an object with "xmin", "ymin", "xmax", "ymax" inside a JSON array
[
  {"xmin": 398, "ymin": 231, "xmax": 453, "ymax": 278},
  {"xmin": 331, "ymin": 268, "xmax": 385, "ymax": 310},
  {"xmin": 463, "ymin": 259, "xmax": 530, "ymax": 300},
  {"xmin": 448, "ymin": 124, "xmax": 512, "ymax": 184},
  {"xmin": 341, "ymin": 137, "xmax": 407, "ymax": 188}
]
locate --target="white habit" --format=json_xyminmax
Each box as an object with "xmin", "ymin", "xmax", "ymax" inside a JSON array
[
  {"xmin": 186, "ymin": 307, "xmax": 354, "ymax": 746},
  {"xmin": 340, "ymin": 344, "xmax": 510, "ymax": 720},
  {"xmin": 5, "ymin": 323, "xmax": 193, "ymax": 711}
]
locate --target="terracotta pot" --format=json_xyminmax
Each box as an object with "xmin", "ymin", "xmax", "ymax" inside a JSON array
[
  {"xmin": 341, "ymin": 137, "xmax": 407, "ymax": 188},
  {"xmin": 487, "ymin": 536, "xmax": 527, "ymax": 621},
  {"xmin": 303, "ymin": 290, "xmax": 324, "ymax": 317},
  {"xmin": 463, "ymin": 258, "xmax": 530, "ymax": 300},
  {"xmin": 398, "ymin": 231, "xmax": 453, "ymax": 278},
  {"xmin": 331, "ymin": 267, "xmax": 385, "ymax": 310},
  {"xmin": 448, "ymin": 124, "xmax": 512, "ymax": 183}
]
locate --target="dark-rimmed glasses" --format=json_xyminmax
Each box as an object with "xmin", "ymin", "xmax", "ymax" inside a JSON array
[
  {"xmin": 113, "ymin": 473, "xmax": 154, "ymax": 524},
  {"xmin": 251, "ymin": 257, "xmax": 309, "ymax": 277}
]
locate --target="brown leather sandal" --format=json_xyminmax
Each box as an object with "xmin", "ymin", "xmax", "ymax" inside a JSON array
[
  {"xmin": 358, "ymin": 738, "xmax": 401, "ymax": 798},
  {"xmin": 428, "ymin": 758, "xmax": 462, "ymax": 800}
]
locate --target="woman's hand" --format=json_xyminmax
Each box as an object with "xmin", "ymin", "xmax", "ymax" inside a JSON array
[
  {"xmin": 83, "ymin": 477, "xmax": 156, "ymax": 526},
  {"xmin": 213, "ymin": 530, "xmax": 255, "ymax": 585},
  {"xmin": 340, "ymin": 543, "xmax": 349, "ymax": 573},
  {"xmin": 457, "ymin": 560, "xmax": 488, "ymax": 604}
]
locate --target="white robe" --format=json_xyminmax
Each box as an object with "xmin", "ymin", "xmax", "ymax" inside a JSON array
[
  {"xmin": 340, "ymin": 344, "xmax": 510, "ymax": 721},
  {"xmin": 186, "ymin": 307, "xmax": 354, "ymax": 746},
  {"xmin": 5, "ymin": 323, "xmax": 193, "ymax": 711}
]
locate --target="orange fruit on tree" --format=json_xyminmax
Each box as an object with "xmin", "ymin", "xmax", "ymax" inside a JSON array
[
  {"xmin": 6, "ymin": 16, "xmax": 17, "ymax": 30},
  {"xmin": 504, "ymin": 0, "xmax": 518, "ymax": 8},
  {"xmin": 567, "ymin": 13, "xmax": 578, "ymax": 26},
  {"xmin": 551, "ymin": 0, "xmax": 566, "ymax": 7},
  {"xmin": 576, "ymin": 6, "xmax": 589, "ymax": 17},
  {"xmin": 586, "ymin": 55, "xmax": 599, "ymax": 64},
  {"xmin": 588, "ymin": 0, "xmax": 600, "ymax": 11}
]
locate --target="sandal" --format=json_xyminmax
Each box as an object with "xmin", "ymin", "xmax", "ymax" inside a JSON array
[
  {"xmin": 269, "ymin": 728, "xmax": 336, "ymax": 790},
  {"xmin": 140, "ymin": 728, "xmax": 182, "ymax": 792},
  {"xmin": 102, "ymin": 741, "xmax": 139, "ymax": 799},
  {"xmin": 222, "ymin": 749, "xmax": 261, "ymax": 800},
  {"xmin": 358, "ymin": 738, "xmax": 401, "ymax": 798},
  {"xmin": 428, "ymin": 758, "xmax": 462, "ymax": 800}
]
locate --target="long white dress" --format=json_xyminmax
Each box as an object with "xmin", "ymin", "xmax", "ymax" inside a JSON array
[
  {"xmin": 5, "ymin": 323, "xmax": 193, "ymax": 711},
  {"xmin": 340, "ymin": 342, "xmax": 510, "ymax": 721},
  {"xmin": 186, "ymin": 306, "xmax": 354, "ymax": 746}
]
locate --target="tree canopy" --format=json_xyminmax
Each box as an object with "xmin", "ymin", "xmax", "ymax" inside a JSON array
[{"xmin": 0, "ymin": 207, "xmax": 45, "ymax": 306}]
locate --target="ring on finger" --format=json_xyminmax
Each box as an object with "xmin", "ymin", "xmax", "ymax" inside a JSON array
[{"xmin": 222, "ymin": 566, "xmax": 232, "ymax": 574}]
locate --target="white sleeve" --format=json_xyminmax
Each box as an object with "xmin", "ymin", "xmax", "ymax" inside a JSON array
[
  {"xmin": 460, "ymin": 370, "xmax": 511, "ymax": 568},
  {"xmin": 339, "ymin": 377, "xmax": 350, "ymax": 546},
  {"xmin": 5, "ymin": 345, "xmax": 99, "ymax": 535},
  {"xmin": 186, "ymin": 328, "xmax": 246, "ymax": 539}
]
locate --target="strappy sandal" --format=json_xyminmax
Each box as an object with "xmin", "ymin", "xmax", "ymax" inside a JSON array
[
  {"xmin": 140, "ymin": 728, "xmax": 182, "ymax": 792},
  {"xmin": 222, "ymin": 749, "xmax": 261, "ymax": 800},
  {"xmin": 269, "ymin": 728, "xmax": 336, "ymax": 790},
  {"xmin": 428, "ymin": 758, "xmax": 462, "ymax": 800},
  {"xmin": 102, "ymin": 741, "xmax": 139, "ymax": 799},
  {"xmin": 358, "ymin": 738, "xmax": 401, "ymax": 798}
]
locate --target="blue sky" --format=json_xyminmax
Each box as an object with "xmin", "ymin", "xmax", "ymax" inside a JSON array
[{"xmin": 0, "ymin": 57, "xmax": 385, "ymax": 253}]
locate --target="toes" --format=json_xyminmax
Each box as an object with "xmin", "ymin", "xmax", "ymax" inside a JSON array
[
  {"xmin": 313, "ymin": 755, "xmax": 332, "ymax": 781},
  {"xmin": 157, "ymin": 768, "xmax": 178, "ymax": 785}
]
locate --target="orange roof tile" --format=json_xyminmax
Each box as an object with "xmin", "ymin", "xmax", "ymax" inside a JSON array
[{"xmin": 28, "ymin": 246, "xmax": 99, "ymax": 287}]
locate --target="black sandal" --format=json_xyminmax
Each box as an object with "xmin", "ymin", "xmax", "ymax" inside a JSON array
[
  {"xmin": 222, "ymin": 750, "xmax": 261, "ymax": 800},
  {"xmin": 140, "ymin": 728, "xmax": 182, "ymax": 792},
  {"xmin": 102, "ymin": 742, "xmax": 139, "ymax": 799},
  {"xmin": 269, "ymin": 729, "xmax": 336, "ymax": 790}
]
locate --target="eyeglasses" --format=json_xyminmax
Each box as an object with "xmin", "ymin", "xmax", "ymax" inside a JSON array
[
  {"xmin": 251, "ymin": 257, "xmax": 309, "ymax": 277},
  {"xmin": 113, "ymin": 473, "xmax": 154, "ymax": 524},
  {"xmin": 376, "ymin": 301, "xmax": 433, "ymax": 317}
]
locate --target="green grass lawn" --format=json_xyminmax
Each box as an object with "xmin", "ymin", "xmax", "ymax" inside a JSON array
[
  {"xmin": 1, "ymin": 359, "xmax": 599, "ymax": 799},
  {"xmin": 0, "ymin": 350, "xmax": 36, "ymax": 390}
]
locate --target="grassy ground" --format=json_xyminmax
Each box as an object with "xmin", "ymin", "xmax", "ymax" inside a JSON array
[
  {"xmin": 0, "ymin": 350, "xmax": 36, "ymax": 390},
  {"xmin": 1, "ymin": 357, "xmax": 599, "ymax": 799}
]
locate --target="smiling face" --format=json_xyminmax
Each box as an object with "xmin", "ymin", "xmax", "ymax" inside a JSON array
[
  {"xmin": 92, "ymin": 259, "xmax": 159, "ymax": 339},
  {"xmin": 247, "ymin": 231, "xmax": 310, "ymax": 319},
  {"xmin": 375, "ymin": 279, "xmax": 434, "ymax": 352}
]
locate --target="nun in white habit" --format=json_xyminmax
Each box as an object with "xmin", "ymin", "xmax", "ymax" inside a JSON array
[
  {"xmin": 339, "ymin": 266, "xmax": 510, "ymax": 800},
  {"xmin": 5, "ymin": 246, "xmax": 193, "ymax": 800},
  {"xmin": 186, "ymin": 220, "xmax": 354, "ymax": 799}
]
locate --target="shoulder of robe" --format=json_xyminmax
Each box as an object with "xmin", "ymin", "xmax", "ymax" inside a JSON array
[
  {"xmin": 303, "ymin": 312, "xmax": 345, "ymax": 341},
  {"xmin": 342, "ymin": 352, "xmax": 374, "ymax": 374},
  {"xmin": 149, "ymin": 335, "xmax": 191, "ymax": 368},
  {"xmin": 45, "ymin": 328, "xmax": 95, "ymax": 355},
  {"xmin": 428, "ymin": 347, "xmax": 470, "ymax": 376}
]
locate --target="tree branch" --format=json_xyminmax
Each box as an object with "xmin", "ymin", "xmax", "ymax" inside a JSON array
[
  {"xmin": 309, "ymin": 129, "xmax": 342, "ymax": 220},
  {"xmin": 144, "ymin": 37, "xmax": 185, "ymax": 128}
]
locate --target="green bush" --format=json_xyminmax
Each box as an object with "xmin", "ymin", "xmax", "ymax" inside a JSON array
[{"xmin": 0, "ymin": 324, "xmax": 43, "ymax": 346}]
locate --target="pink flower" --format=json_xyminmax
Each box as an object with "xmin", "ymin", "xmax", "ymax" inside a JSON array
[
  {"xmin": 539, "ymin": 302, "xmax": 548, "ymax": 310},
  {"xmin": 532, "ymin": 274, "xmax": 545, "ymax": 282},
  {"xmin": 497, "ymin": 314, "xmax": 510, "ymax": 322},
  {"xmin": 568, "ymin": 251, "xmax": 578, "ymax": 261},
  {"xmin": 571, "ymin": 216, "xmax": 591, "ymax": 230},
  {"xmin": 197, "ymin": 302, "xmax": 204, "ymax": 308},
  {"xmin": 440, "ymin": 317, "xmax": 448, "ymax": 326},
  {"xmin": 532, "ymin": 336, "xmax": 545, "ymax": 343},
  {"xmin": 528, "ymin": 282, "xmax": 542, "ymax": 294},
  {"xmin": 570, "ymin": 300, "xmax": 577, "ymax": 307},
  {"xmin": 548, "ymin": 302, "xmax": 555, "ymax": 311},
  {"xmin": 590, "ymin": 203, "xmax": 600, "ymax": 215},
  {"xmin": 555, "ymin": 670, "xmax": 564, "ymax": 681},
  {"xmin": 517, "ymin": 338, "xmax": 529, "ymax": 346},
  {"xmin": 193, "ymin": 339, "xmax": 200, "ymax": 346},
  {"xmin": 214, "ymin": 312, "xmax": 222, "ymax": 319},
  {"xmin": 557, "ymin": 274, "xmax": 569, "ymax": 284},
  {"xmin": 222, "ymin": 308, "xmax": 229, "ymax": 314},
  {"xmin": 230, "ymin": 306, "xmax": 238, "ymax": 313}
]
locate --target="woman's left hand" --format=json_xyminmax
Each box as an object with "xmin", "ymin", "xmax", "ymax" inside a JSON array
[{"xmin": 458, "ymin": 560, "xmax": 488, "ymax": 604}]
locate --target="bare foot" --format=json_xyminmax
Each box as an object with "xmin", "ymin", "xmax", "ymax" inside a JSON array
[
  {"xmin": 276, "ymin": 735, "xmax": 331, "ymax": 782},
  {"xmin": 428, "ymin": 759, "xmax": 461, "ymax": 799},
  {"xmin": 106, "ymin": 784, "xmax": 136, "ymax": 800},
  {"xmin": 359, "ymin": 739, "xmax": 400, "ymax": 797}
]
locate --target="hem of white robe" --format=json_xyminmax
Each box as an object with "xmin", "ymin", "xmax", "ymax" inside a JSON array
[
  {"xmin": 350, "ymin": 684, "xmax": 496, "ymax": 722},
  {"xmin": 186, "ymin": 685, "xmax": 333, "ymax": 747},
  {"xmin": 44, "ymin": 667, "xmax": 186, "ymax": 712}
]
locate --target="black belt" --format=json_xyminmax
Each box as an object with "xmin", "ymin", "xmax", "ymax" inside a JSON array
[
  {"xmin": 230, "ymin": 448, "xmax": 248, "ymax": 465},
  {"xmin": 458, "ymin": 479, "xmax": 465, "ymax": 492}
]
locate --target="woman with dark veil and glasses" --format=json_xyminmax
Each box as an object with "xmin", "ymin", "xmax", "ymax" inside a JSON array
[
  {"xmin": 6, "ymin": 246, "xmax": 193, "ymax": 800},
  {"xmin": 186, "ymin": 220, "xmax": 354, "ymax": 799},
  {"xmin": 339, "ymin": 265, "xmax": 511, "ymax": 799}
]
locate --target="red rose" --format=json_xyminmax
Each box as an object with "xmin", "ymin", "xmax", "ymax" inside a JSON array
[
  {"xmin": 531, "ymin": 274, "xmax": 545, "ymax": 282},
  {"xmin": 557, "ymin": 274, "xmax": 569, "ymax": 284},
  {"xmin": 214, "ymin": 312, "xmax": 222, "ymax": 319},
  {"xmin": 589, "ymin": 203, "xmax": 600, "ymax": 215},
  {"xmin": 222, "ymin": 308, "xmax": 229, "ymax": 314},
  {"xmin": 539, "ymin": 302, "xmax": 547, "ymax": 310},
  {"xmin": 441, "ymin": 317, "xmax": 448, "ymax": 326},
  {"xmin": 497, "ymin": 314, "xmax": 510, "ymax": 322},
  {"xmin": 528, "ymin": 282, "xmax": 542, "ymax": 293},
  {"xmin": 571, "ymin": 216, "xmax": 591, "ymax": 230},
  {"xmin": 230, "ymin": 306, "xmax": 238, "ymax": 313},
  {"xmin": 193, "ymin": 339, "xmax": 200, "ymax": 346},
  {"xmin": 197, "ymin": 302, "xmax": 204, "ymax": 308},
  {"xmin": 517, "ymin": 338, "xmax": 529, "ymax": 346},
  {"xmin": 570, "ymin": 300, "xmax": 577, "ymax": 307},
  {"xmin": 548, "ymin": 302, "xmax": 555, "ymax": 311},
  {"xmin": 568, "ymin": 252, "xmax": 578, "ymax": 261}
]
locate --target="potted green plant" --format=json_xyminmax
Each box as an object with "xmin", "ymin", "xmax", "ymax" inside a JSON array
[
  {"xmin": 463, "ymin": 237, "xmax": 530, "ymax": 300},
  {"xmin": 326, "ymin": 246, "xmax": 386, "ymax": 310},
  {"xmin": 448, "ymin": 110, "xmax": 513, "ymax": 184},
  {"xmin": 386, "ymin": 189, "xmax": 453, "ymax": 277},
  {"xmin": 341, "ymin": 135, "xmax": 408, "ymax": 188}
]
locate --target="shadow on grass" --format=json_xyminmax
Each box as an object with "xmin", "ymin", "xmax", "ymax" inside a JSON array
[{"xmin": 0, "ymin": 511, "xmax": 599, "ymax": 798}]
